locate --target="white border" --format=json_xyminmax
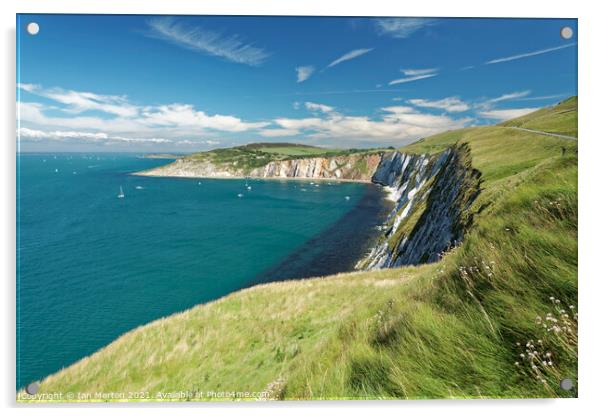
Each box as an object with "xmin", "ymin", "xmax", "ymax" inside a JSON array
[{"xmin": 2, "ymin": 1, "xmax": 601, "ymax": 415}]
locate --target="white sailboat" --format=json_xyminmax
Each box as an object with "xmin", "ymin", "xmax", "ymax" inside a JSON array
[{"xmin": 117, "ymin": 186, "xmax": 125, "ymax": 199}]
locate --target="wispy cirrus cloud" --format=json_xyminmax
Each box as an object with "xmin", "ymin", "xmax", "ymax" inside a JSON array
[
  {"xmin": 146, "ymin": 17, "xmax": 269, "ymax": 66},
  {"xmin": 295, "ymin": 65, "xmax": 315, "ymax": 83},
  {"xmin": 474, "ymin": 90, "xmax": 532, "ymax": 112},
  {"xmin": 408, "ymin": 97, "xmax": 470, "ymax": 112},
  {"xmin": 327, "ymin": 48, "xmax": 373, "ymax": 68},
  {"xmin": 513, "ymin": 94, "xmax": 567, "ymax": 102},
  {"xmin": 388, "ymin": 68, "xmax": 438, "ymax": 86},
  {"xmin": 296, "ymin": 48, "xmax": 373, "ymax": 84},
  {"xmin": 486, "ymin": 90, "xmax": 531, "ymax": 104},
  {"xmin": 374, "ymin": 18, "xmax": 436, "ymax": 38},
  {"xmin": 485, "ymin": 43, "xmax": 576, "ymax": 65}
]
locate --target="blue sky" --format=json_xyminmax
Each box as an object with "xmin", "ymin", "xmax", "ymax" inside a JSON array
[{"xmin": 16, "ymin": 15, "xmax": 577, "ymax": 152}]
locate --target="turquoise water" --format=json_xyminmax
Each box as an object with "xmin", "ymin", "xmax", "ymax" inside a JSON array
[{"xmin": 16, "ymin": 153, "xmax": 387, "ymax": 389}]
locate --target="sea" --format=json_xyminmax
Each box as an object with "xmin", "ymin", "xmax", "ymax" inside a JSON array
[{"xmin": 16, "ymin": 153, "xmax": 390, "ymax": 389}]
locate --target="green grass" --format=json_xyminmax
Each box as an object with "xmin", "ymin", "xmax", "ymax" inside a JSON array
[
  {"xmin": 24, "ymin": 99, "xmax": 578, "ymax": 401},
  {"xmin": 500, "ymin": 96, "xmax": 578, "ymax": 137},
  {"xmin": 245, "ymin": 143, "xmax": 342, "ymax": 157},
  {"xmin": 399, "ymin": 128, "xmax": 475, "ymax": 155}
]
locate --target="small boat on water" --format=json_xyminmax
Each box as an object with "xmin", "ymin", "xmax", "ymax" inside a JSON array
[
  {"xmin": 237, "ymin": 193, "xmax": 244, "ymax": 198},
  {"xmin": 135, "ymin": 186, "xmax": 143, "ymax": 190},
  {"xmin": 117, "ymin": 186, "xmax": 125, "ymax": 199},
  {"xmin": 247, "ymin": 186, "xmax": 252, "ymax": 191},
  {"xmin": 345, "ymin": 196, "xmax": 351, "ymax": 200}
]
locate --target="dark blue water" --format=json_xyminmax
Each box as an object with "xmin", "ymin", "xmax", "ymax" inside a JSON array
[{"xmin": 16, "ymin": 153, "xmax": 388, "ymax": 389}]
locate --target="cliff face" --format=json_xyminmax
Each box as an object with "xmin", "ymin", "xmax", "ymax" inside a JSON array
[
  {"xmin": 249, "ymin": 154, "xmax": 382, "ymax": 181},
  {"xmin": 361, "ymin": 144, "xmax": 481, "ymax": 269},
  {"xmin": 136, "ymin": 153, "xmax": 383, "ymax": 182}
]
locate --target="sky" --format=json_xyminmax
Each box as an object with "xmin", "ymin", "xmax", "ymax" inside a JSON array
[{"xmin": 16, "ymin": 15, "xmax": 577, "ymax": 152}]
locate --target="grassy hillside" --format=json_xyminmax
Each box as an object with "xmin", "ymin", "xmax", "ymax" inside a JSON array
[
  {"xmin": 500, "ymin": 96, "xmax": 578, "ymax": 137},
  {"xmin": 243, "ymin": 142, "xmax": 341, "ymax": 157},
  {"xmin": 182, "ymin": 142, "xmax": 384, "ymax": 175},
  {"xmin": 26, "ymin": 99, "xmax": 577, "ymax": 401}
]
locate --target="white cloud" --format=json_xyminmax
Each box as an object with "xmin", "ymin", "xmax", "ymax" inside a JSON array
[
  {"xmin": 374, "ymin": 18, "xmax": 436, "ymax": 38},
  {"xmin": 304, "ymin": 102, "xmax": 334, "ymax": 113},
  {"xmin": 139, "ymin": 104, "xmax": 269, "ymax": 132},
  {"xmin": 296, "ymin": 66, "xmax": 315, "ymax": 83},
  {"xmin": 388, "ymin": 68, "xmax": 438, "ymax": 85},
  {"xmin": 487, "ymin": 90, "xmax": 531, "ymax": 104},
  {"xmin": 17, "ymin": 127, "xmax": 171, "ymax": 144},
  {"xmin": 19, "ymin": 84, "xmax": 139, "ymax": 117},
  {"xmin": 146, "ymin": 17, "xmax": 269, "ymax": 66},
  {"xmin": 17, "ymin": 84, "xmax": 272, "ymax": 149},
  {"xmin": 17, "ymin": 83, "xmax": 39, "ymax": 93},
  {"xmin": 513, "ymin": 94, "xmax": 567, "ymax": 102},
  {"xmin": 327, "ymin": 48, "xmax": 373, "ymax": 68},
  {"xmin": 17, "ymin": 83, "xmax": 269, "ymax": 137},
  {"xmin": 175, "ymin": 139, "xmax": 220, "ymax": 146},
  {"xmin": 401, "ymin": 68, "xmax": 438, "ymax": 76},
  {"xmin": 389, "ymin": 73, "xmax": 437, "ymax": 86},
  {"xmin": 258, "ymin": 128, "xmax": 300, "ymax": 138},
  {"xmin": 408, "ymin": 97, "xmax": 470, "ymax": 112},
  {"xmin": 18, "ymin": 83, "xmax": 474, "ymax": 148},
  {"xmin": 478, "ymin": 108, "xmax": 539, "ymax": 121},
  {"xmin": 271, "ymin": 105, "xmax": 471, "ymax": 144},
  {"xmin": 485, "ymin": 43, "xmax": 576, "ymax": 65}
]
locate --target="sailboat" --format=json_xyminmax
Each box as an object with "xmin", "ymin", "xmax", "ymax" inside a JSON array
[{"xmin": 117, "ymin": 186, "xmax": 125, "ymax": 199}]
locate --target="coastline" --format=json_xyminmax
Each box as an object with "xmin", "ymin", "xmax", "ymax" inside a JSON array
[{"xmin": 132, "ymin": 171, "xmax": 373, "ymax": 184}]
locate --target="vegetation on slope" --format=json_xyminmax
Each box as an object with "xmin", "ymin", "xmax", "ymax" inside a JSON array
[
  {"xmin": 26, "ymin": 99, "xmax": 577, "ymax": 401},
  {"xmin": 500, "ymin": 96, "xmax": 578, "ymax": 137},
  {"xmin": 181, "ymin": 143, "xmax": 385, "ymax": 175}
]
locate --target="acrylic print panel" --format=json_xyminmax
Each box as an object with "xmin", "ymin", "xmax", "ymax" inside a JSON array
[{"xmin": 16, "ymin": 14, "xmax": 578, "ymax": 402}]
